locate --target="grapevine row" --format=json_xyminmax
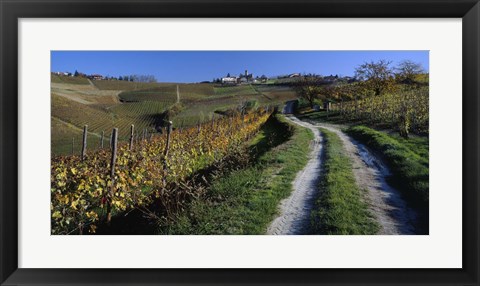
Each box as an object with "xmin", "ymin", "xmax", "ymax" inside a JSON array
[
  {"xmin": 331, "ymin": 87, "xmax": 428, "ymax": 134},
  {"xmin": 51, "ymin": 109, "xmax": 272, "ymax": 234}
]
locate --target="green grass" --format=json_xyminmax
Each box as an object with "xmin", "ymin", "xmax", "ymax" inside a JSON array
[
  {"xmin": 390, "ymin": 133, "xmax": 429, "ymax": 162},
  {"xmin": 346, "ymin": 126, "xmax": 429, "ymax": 210},
  {"xmin": 158, "ymin": 114, "xmax": 314, "ymax": 234},
  {"xmin": 311, "ymin": 128, "xmax": 379, "ymax": 235}
]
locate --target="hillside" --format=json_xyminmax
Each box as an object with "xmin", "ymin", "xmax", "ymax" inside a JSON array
[{"xmin": 51, "ymin": 79, "xmax": 298, "ymax": 155}]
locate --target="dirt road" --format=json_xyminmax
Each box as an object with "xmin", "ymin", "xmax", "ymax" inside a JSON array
[
  {"xmin": 267, "ymin": 113, "xmax": 417, "ymax": 235},
  {"xmin": 266, "ymin": 115, "xmax": 323, "ymax": 235},
  {"xmin": 309, "ymin": 121, "xmax": 417, "ymax": 235}
]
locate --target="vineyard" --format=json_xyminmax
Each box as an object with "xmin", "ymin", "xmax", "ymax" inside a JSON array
[
  {"xmin": 52, "ymin": 94, "xmax": 176, "ymax": 153},
  {"xmin": 214, "ymin": 84, "xmax": 258, "ymax": 97},
  {"xmin": 92, "ymin": 80, "xmax": 164, "ymax": 91},
  {"xmin": 119, "ymin": 86, "xmax": 177, "ymax": 102},
  {"xmin": 331, "ymin": 87, "xmax": 429, "ymax": 135},
  {"xmin": 51, "ymin": 109, "xmax": 272, "ymax": 234}
]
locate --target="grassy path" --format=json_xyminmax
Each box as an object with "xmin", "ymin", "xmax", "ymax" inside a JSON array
[
  {"xmin": 314, "ymin": 123, "xmax": 416, "ymax": 234},
  {"xmin": 312, "ymin": 128, "xmax": 379, "ymax": 234},
  {"xmin": 346, "ymin": 126, "xmax": 429, "ymax": 233},
  {"xmin": 267, "ymin": 115, "xmax": 323, "ymax": 234},
  {"xmin": 287, "ymin": 115, "xmax": 419, "ymax": 234}
]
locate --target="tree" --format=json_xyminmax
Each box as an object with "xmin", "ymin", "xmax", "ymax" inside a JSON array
[
  {"xmin": 74, "ymin": 70, "xmax": 79, "ymax": 77},
  {"xmin": 355, "ymin": 60, "xmax": 395, "ymax": 96},
  {"xmin": 227, "ymin": 73, "xmax": 231, "ymax": 77},
  {"xmin": 294, "ymin": 76, "xmax": 322, "ymax": 108},
  {"xmin": 395, "ymin": 60, "xmax": 424, "ymax": 83}
]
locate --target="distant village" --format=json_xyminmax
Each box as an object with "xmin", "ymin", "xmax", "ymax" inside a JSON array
[
  {"xmin": 216, "ymin": 70, "xmax": 268, "ymax": 85},
  {"xmin": 216, "ymin": 70, "xmax": 356, "ymax": 86}
]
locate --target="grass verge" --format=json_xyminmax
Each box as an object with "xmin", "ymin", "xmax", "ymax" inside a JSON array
[
  {"xmin": 345, "ymin": 126, "xmax": 429, "ymax": 211},
  {"xmin": 311, "ymin": 128, "xmax": 379, "ymax": 235},
  {"xmin": 158, "ymin": 114, "xmax": 313, "ymax": 234}
]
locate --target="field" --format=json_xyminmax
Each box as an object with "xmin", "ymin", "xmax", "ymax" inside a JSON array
[
  {"xmin": 51, "ymin": 79, "xmax": 298, "ymax": 155},
  {"xmin": 51, "ymin": 73, "xmax": 429, "ymax": 236}
]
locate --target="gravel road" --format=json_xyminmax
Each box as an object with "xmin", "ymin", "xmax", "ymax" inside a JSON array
[
  {"xmin": 266, "ymin": 115, "xmax": 323, "ymax": 235},
  {"xmin": 267, "ymin": 113, "xmax": 417, "ymax": 235}
]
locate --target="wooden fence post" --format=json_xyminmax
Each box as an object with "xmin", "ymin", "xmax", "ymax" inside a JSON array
[
  {"xmin": 110, "ymin": 132, "xmax": 113, "ymax": 150},
  {"xmin": 129, "ymin": 124, "xmax": 134, "ymax": 151},
  {"xmin": 107, "ymin": 128, "xmax": 118, "ymax": 224},
  {"xmin": 101, "ymin": 130, "xmax": 104, "ymax": 149},
  {"xmin": 81, "ymin": 125, "xmax": 88, "ymax": 161},
  {"xmin": 164, "ymin": 121, "xmax": 172, "ymax": 158},
  {"xmin": 162, "ymin": 121, "xmax": 173, "ymax": 185}
]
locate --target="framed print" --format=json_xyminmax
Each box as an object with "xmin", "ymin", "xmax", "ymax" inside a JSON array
[{"xmin": 1, "ymin": 0, "xmax": 479, "ymax": 285}]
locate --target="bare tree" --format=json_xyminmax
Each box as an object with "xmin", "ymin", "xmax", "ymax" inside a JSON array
[
  {"xmin": 395, "ymin": 60, "xmax": 425, "ymax": 83},
  {"xmin": 355, "ymin": 60, "xmax": 395, "ymax": 96},
  {"xmin": 294, "ymin": 76, "xmax": 322, "ymax": 107}
]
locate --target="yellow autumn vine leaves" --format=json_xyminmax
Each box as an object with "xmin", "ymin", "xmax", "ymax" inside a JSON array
[{"xmin": 51, "ymin": 110, "xmax": 271, "ymax": 234}]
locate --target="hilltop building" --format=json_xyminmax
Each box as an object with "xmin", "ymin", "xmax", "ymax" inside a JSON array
[
  {"xmin": 88, "ymin": 74, "xmax": 104, "ymax": 80},
  {"xmin": 221, "ymin": 69, "xmax": 256, "ymax": 85},
  {"xmin": 221, "ymin": 76, "xmax": 237, "ymax": 85}
]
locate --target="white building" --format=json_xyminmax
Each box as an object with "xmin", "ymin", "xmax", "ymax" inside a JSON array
[{"xmin": 221, "ymin": 77, "xmax": 237, "ymax": 85}]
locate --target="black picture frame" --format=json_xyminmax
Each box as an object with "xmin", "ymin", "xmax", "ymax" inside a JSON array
[{"xmin": 1, "ymin": 0, "xmax": 478, "ymax": 285}]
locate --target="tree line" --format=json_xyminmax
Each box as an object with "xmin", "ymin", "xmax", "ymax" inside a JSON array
[{"xmin": 72, "ymin": 70, "xmax": 157, "ymax": 82}]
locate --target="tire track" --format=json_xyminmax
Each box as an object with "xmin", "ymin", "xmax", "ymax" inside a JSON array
[
  {"xmin": 266, "ymin": 115, "xmax": 324, "ymax": 235},
  {"xmin": 267, "ymin": 112, "xmax": 418, "ymax": 235},
  {"xmin": 306, "ymin": 120, "xmax": 417, "ymax": 235}
]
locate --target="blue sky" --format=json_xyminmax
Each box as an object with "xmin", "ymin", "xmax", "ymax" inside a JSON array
[{"xmin": 51, "ymin": 51, "xmax": 429, "ymax": 83}]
